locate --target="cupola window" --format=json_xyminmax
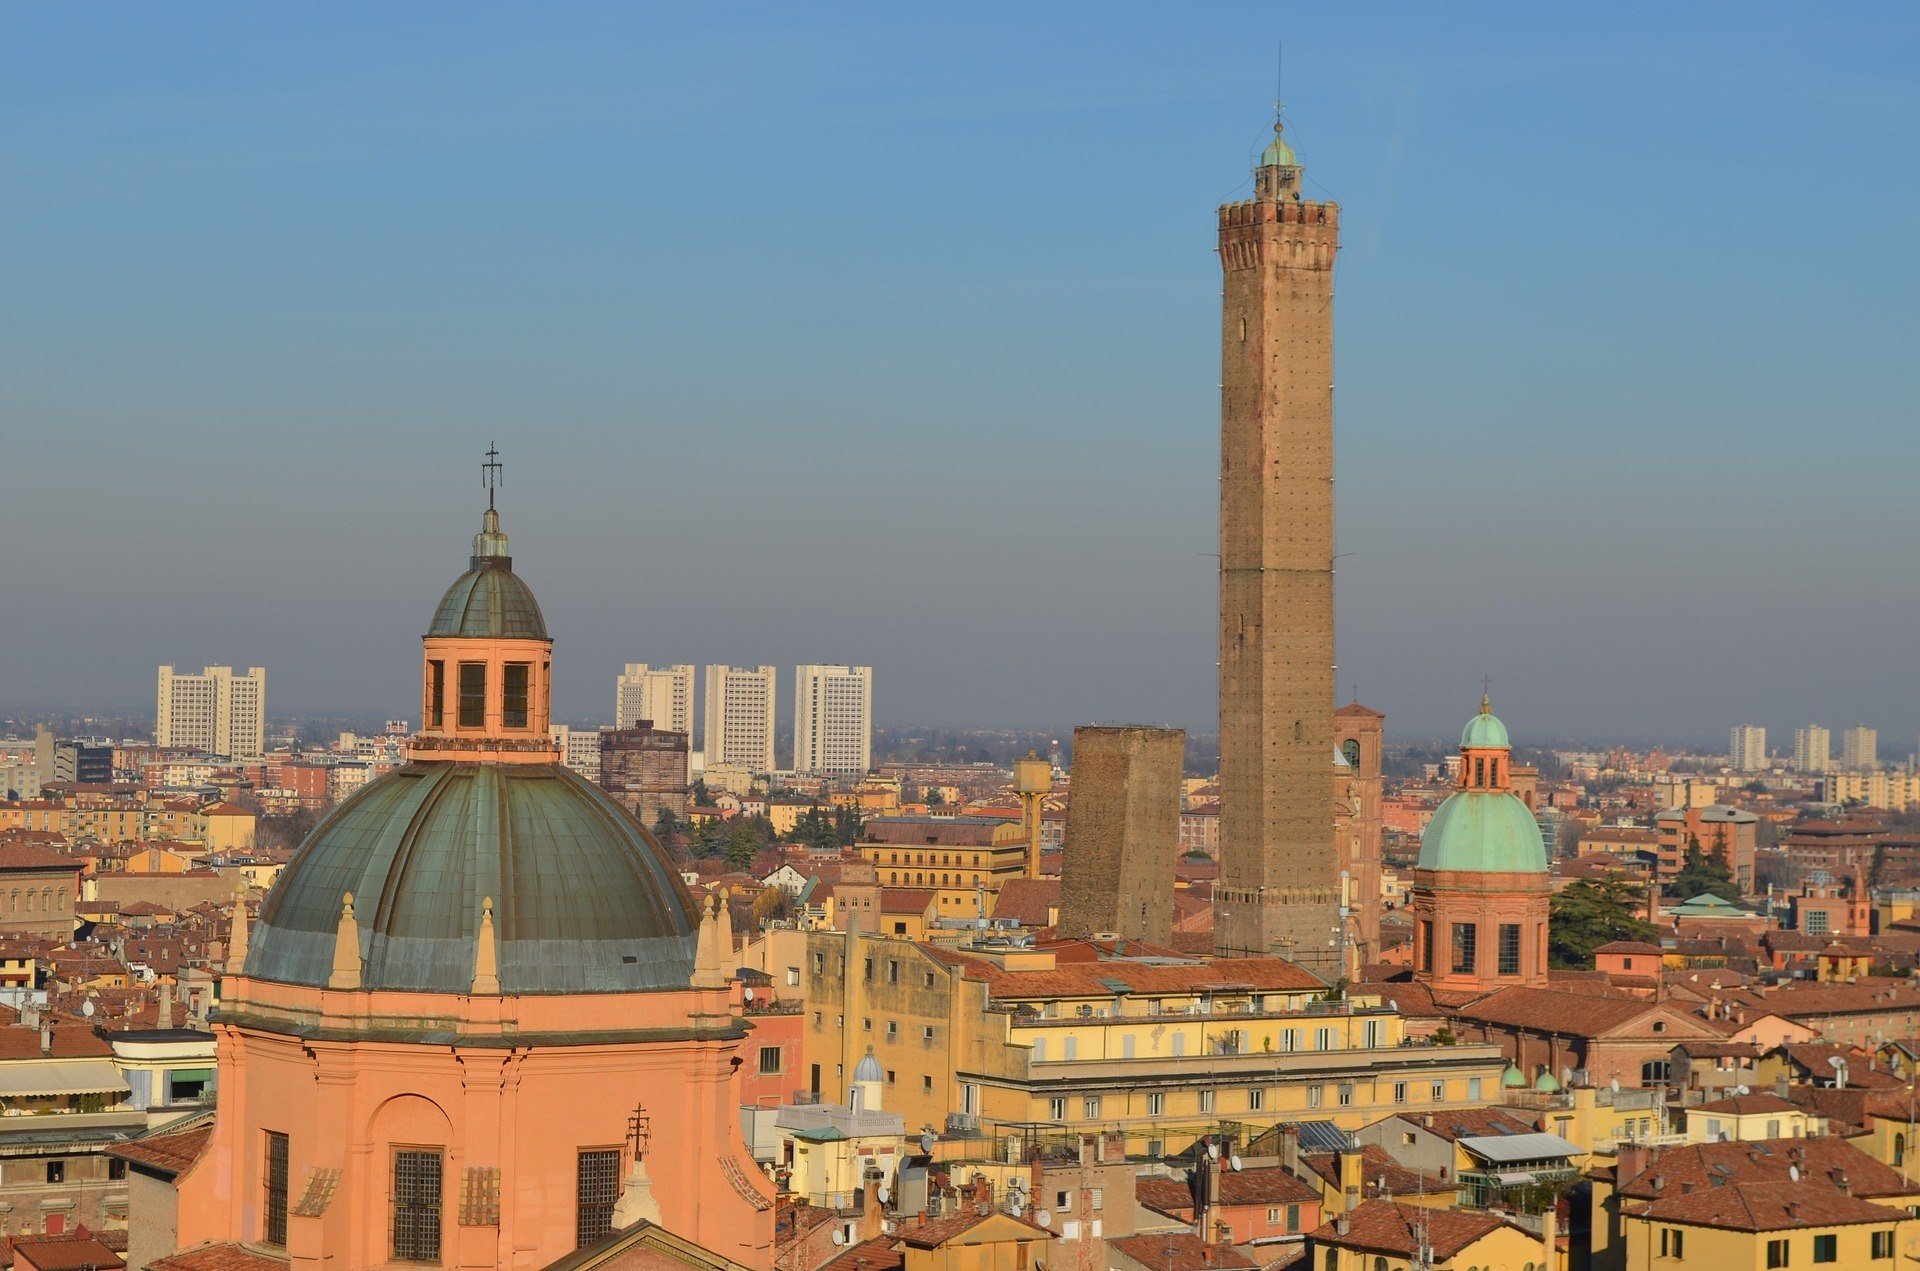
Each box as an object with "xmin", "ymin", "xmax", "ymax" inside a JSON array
[
  {"xmin": 426, "ymin": 661, "xmax": 445, "ymax": 728},
  {"xmin": 458, "ymin": 664, "xmax": 487, "ymax": 729},
  {"xmin": 503, "ymin": 664, "xmax": 531, "ymax": 729}
]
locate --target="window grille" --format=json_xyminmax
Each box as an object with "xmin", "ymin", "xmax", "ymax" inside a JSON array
[
  {"xmin": 392, "ymin": 1149, "xmax": 443, "ymax": 1263},
  {"xmin": 264, "ymin": 1132, "xmax": 289, "ymax": 1247},
  {"xmin": 577, "ymin": 1150, "xmax": 621, "ymax": 1247}
]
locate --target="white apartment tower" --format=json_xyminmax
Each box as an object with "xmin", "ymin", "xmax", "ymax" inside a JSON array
[
  {"xmin": 1728, "ymin": 726, "xmax": 1767, "ymax": 772},
  {"xmin": 156, "ymin": 665, "xmax": 266, "ymax": 758},
  {"xmin": 615, "ymin": 663, "xmax": 695, "ymax": 733},
  {"xmin": 703, "ymin": 665, "xmax": 776, "ymax": 772},
  {"xmin": 793, "ymin": 665, "xmax": 873, "ymax": 777},
  {"xmin": 1843, "ymin": 725, "xmax": 1879, "ymax": 772},
  {"xmin": 1794, "ymin": 726, "xmax": 1832, "ymax": 774}
]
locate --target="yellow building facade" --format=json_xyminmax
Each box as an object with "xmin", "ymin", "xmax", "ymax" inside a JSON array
[{"xmin": 804, "ymin": 931, "xmax": 1506, "ymax": 1154}]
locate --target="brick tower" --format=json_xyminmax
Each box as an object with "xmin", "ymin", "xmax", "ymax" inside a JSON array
[{"xmin": 1212, "ymin": 114, "xmax": 1344, "ymax": 976}]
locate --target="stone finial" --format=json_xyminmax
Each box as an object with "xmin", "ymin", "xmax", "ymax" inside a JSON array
[
  {"xmin": 327, "ymin": 892, "xmax": 362, "ymax": 991},
  {"xmin": 714, "ymin": 894, "xmax": 735, "ymax": 980},
  {"xmin": 228, "ymin": 884, "xmax": 250, "ymax": 976},
  {"xmin": 471, "ymin": 895, "xmax": 501, "ymax": 996},
  {"xmin": 610, "ymin": 1155, "xmax": 663, "ymax": 1228},
  {"xmin": 691, "ymin": 893, "xmax": 724, "ymax": 989}
]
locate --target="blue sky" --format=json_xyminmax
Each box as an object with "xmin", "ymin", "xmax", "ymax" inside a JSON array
[{"xmin": 2, "ymin": 3, "xmax": 1916, "ymax": 748}]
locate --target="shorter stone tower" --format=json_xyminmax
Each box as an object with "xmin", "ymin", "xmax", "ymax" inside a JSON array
[
  {"xmin": 1058, "ymin": 726, "xmax": 1183, "ymax": 945},
  {"xmin": 1411, "ymin": 696, "xmax": 1550, "ymax": 1000}
]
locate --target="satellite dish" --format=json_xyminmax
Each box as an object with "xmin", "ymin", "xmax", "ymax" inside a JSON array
[
  {"xmin": 1829, "ymin": 1056, "xmax": 1847, "ymax": 1068},
  {"xmin": 878, "ymin": 1186, "xmax": 891, "ymax": 1203},
  {"xmin": 1736, "ymin": 1085, "xmax": 1750, "ymax": 1096},
  {"xmin": 744, "ymin": 986, "xmax": 755, "ymax": 1001},
  {"xmin": 921, "ymin": 1133, "xmax": 936, "ymax": 1154},
  {"xmin": 1230, "ymin": 1155, "xmax": 1243, "ymax": 1172},
  {"xmin": 831, "ymin": 1233, "xmax": 846, "ymax": 1247},
  {"xmin": 1207, "ymin": 1141, "xmax": 1221, "ymax": 1160},
  {"xmin": 1789, "ymin": 1165, "xmax": 1800, "ymax": 1181},
  {"xmin": 81, "ymin": 1000, "xmax": 95, "ymax": 1018},
  {"xmin": 1388, "ymin": 1000, "xmax": 1398, "ymax": 1012},
  {"xmin": 1611, "ymin": 1078, "xmax": 1621, "ymax": 1094},
  {"xmin": 1036, "ymin": 1211, "xmax": 1052, "ymax": 1228}
]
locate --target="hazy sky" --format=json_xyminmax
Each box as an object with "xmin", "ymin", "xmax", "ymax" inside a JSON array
[{"xmin": 3, "ymin": 4, "xmax": 1916, "ymax": 749}]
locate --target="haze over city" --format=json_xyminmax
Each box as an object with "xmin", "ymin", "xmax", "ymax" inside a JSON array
[{"xmin": 4, "ymin": 4, "xmax": 1916, "ymax": 745}]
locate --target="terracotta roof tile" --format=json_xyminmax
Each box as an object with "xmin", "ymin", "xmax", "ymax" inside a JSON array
[
  {"xmin": 1620, "ymin": 1137, "xmax": 1917, "ymax": 1202},
  {"xmin": 1307, "ymin": 1201, "xmax": 1514, "ymax": 1261},
  {"xmin": 1630, "ymin": 1179, "xmax": 1902, "ymax": 1232},
  {"xmin": 1107, "ymin": 1233, "xmax": 1256, "ymax": 1271}
]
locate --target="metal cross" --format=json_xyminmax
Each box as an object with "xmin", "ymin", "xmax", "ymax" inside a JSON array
[{"xmin": 482, "ymin": 442, "xmax": 503, "ymax": 510}]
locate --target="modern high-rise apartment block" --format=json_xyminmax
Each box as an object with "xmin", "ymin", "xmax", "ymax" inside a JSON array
[
  {"xmin": 614, "ymin": 663, "xmax": 695, "ymax": 733},
  {"xmin": 1794, "ymin": 726, "xmax": 1832, "ymax": 774},
  {"xmin": 1843, "ymin": 725, "xmax": 1879, "ymax": 772},
  {"xmin": 1211, "ymin": 114, "xmax": 1343, "ymax": 976},
  {"xmin": 1728, "ymin": 726, "xmax": 1767, "ymax": 772},
  {"xmin": 156, "ymin": 665, "xmax": 266, "ymax": 758},
  {"xmin": 549, "ymin": 724, "xmax": 605, "ymax": 781},
  {"xmin": 703, "ymin": 665, "xmax": 776, "ymax": 772},
  {"xmin": 791, "ymin": 664, "xmax": 873, "ymax": 776}
]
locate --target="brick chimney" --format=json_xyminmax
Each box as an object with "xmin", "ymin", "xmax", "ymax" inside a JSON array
[{"xmin": 1616, "ymin": 1142, "xmax": 1652, "ymax": 1187}]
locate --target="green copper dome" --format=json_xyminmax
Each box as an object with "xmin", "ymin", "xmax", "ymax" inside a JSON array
[
  {"xmin": 1501, "ymin": 1064, "xmax": 1526, "ymax": 1089},
  {"xmin": 1534, "ymin": 1069, "xmax": 1562, "ymax": 1093},
  {"xmin": 1460, "ymin": 698, "xmax": 1510, "ymax": 750},
  {"xmin": 1261, "ymin": 134, "xmax": 1297, "ymax": 168},
  {"xmin": 426, "ymin": 508, "xmax": 548, "ymax": 640},
  {"xmin": 1416, "ymin": 790, "xmax": 1548, "ymax": 874},
  {"xmin": 247, "ymin": 762, "xmax": 696, "ymax": 994}
]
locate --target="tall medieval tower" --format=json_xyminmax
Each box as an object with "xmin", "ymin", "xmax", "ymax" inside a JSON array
[{"xmin": 1212, "ymin": 115, "xmax": 1344, "ymax": 976}]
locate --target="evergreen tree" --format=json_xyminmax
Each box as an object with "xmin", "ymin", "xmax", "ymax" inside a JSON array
[
  {"xmin": 1549, "ymin": 877, "xmax": 1657, "ymax": 969},
  {"xmin": 1667, "ymin": 834, "xmax": 1739, "ymax": 903},
  {"xmin": 724, "ymin": 824, "xmax": 758, "ymax": 871}
]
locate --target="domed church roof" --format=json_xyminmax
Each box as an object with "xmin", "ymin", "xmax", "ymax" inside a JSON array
[
  {"xmin": 427, "ymin": 507, "xmax": 548, "ymax": 640},
  {"xmin": 1415, "ymin": 790, "xmax": 1548, "ymax": 874},
  {"xmin": 246, "ymin": 762, "xmax": 696, "ymax": 994},
  {"xmin": 1460, "ymin": 695, "xmax": 1510, "ymax": 750}
]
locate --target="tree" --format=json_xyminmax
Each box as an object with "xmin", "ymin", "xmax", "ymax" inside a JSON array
[
  {"xmin": 1668, "ymin": 835, "xmax": 1739, "ymax": 903},
  {"xmin": 1549, "ymin": 877, "xmax": 1657, "ymax": 970},
  {"xmin": 724, "ymin": 824, "xmax": 758, "ymax": 871},
  {"xmin": 832, "ymin": 805, "xmax": 864, "ymax": 848},
  {"xmin": 689, "ymin": 777, "xmax": 711, "ymax": 807},
  {"xmin": 653, "ymin": 807, "xmax": 679, "ymax": 839},
  {"xmin": 753, "ymin": 887, "xmax": 796, "ymax": 925},
  {"xmin": 787, "ymin": 806, "xmax": 837, "ymax": 851}
]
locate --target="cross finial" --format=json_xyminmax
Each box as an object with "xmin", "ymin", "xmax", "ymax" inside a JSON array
[{"xmin": 482, "ymin": 442, "xmax": 503, "ymax": 510}]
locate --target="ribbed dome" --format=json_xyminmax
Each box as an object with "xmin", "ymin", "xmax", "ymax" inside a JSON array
[
  {"xmin": 1261, "ymin": 134, "xmax": 1297, "ymax": 167},
  {"xmin": 428, "ymin": 563, "xmax": 547, "ymax": 640},
  {"xmin": 1416, "ymin": 790, "xmax": 1548, "ymax": 875},
  {"xmin": 853, "ymin": 1052, "xmax": 883, "ymax": 1083},
  {"xmin": 247, "ymin": 762, "xmax": 696, "ymax": 994},
  {"xmin": 1460, "ymin": 709, "xmax": 1510, "ymax": 750}
]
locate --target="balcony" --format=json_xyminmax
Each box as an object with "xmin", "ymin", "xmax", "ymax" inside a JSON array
[{"xmin": 1010, "ymin": 1041, "xmax": 1504, "ymax": 1087}]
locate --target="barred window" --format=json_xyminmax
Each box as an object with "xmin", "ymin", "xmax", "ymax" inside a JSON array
[
  {"xmin": 577, "ymin": 1150, "xmax": 621, "ymax": 1247},
  {"xmin": 502, "ymin": 663, "xmax": 530, "ymax": 729},
  {"xmin": 1451, "ymin": 923, "xmax": 1478, "ymax": 975},
  {"xmin": 392, "ymin": 1149, "xmax": 443, "ymax": 1263},
  {"xmin": 457, "ymin": 664, "xmax": 487, "ymax": 729},
  {"xmin": 264, "ymin": 1132, "xmax": 289, "ymax": 1247},
  {"xmin": 1498, "ymin": 924, "xmax": 1522, "ymax": 976}
]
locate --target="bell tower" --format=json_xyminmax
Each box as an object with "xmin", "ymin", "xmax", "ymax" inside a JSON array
[{"xmin": 1212, "ymin": 112, "xmax": 1344, "ymax": 976}]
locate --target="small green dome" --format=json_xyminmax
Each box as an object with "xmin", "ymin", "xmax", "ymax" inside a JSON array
[
  {"xmin": 1534, "ymin": 1070, "xmax": 1562, "ymax": 1093},
  {"xmin": 1461, "ymin": 697, "xmax": 1511, "ymax": 750},
  {"xmin": 1261, "ymin": 134, "xmax": 1297, "ymax": 168},
  {"xmin": 1416, "ymin": 790, "xmax": 1548, "ymax": 874},
  {"xmin": 426, "ymin": 508, "xmax": 548, "ymax": 640},
  {"xmin": 1501, "ymin": 1064, "xmax": 1526, "ymax": 1089}
]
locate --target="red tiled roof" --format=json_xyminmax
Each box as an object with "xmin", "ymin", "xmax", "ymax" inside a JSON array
[
  {"xmin": 109, "ymin": 1122, "xmax": 213, "ymax": 1176},
  {"xmin": 1307, "ymin": 1201, "xmax": 1514, "ymax": 1261},
  {"xmin": 1136, "ymin": 1166, "xmax": 1317, "ymax": 1215},
  {"xmin": 1108, "ymin": 1233, "xmax": 1255, "ymax": 1271},
  {"xmin": 922, "ymin": 949, "xmax": 1319, "ymax": 1001},
  {"xmin": 1451, "ymin": 986, "xmax": 1689, "ymax": 1038},
  {"xmin": 148, "ymin": 1245, "xmax": 287, "ymax": 1271},
  {"xmin": 1629, "ymin": 1179, "xmax": 1902, "ymax": 1232},
  {"xmin": 1620, "ymin": 1137, "xmax": 1918, "ymax": 1202},
  {"xmin": 1298, "ymin": 1145, "xmax": 1453, "ymax": 1201},
  {"xmin": 892, "ymin": 1211, "xmax": 1049, "ymax": 1250},
  {"xmin": 9, "ymin": 1237, "xmax": 127, "ymax": 1271},
  {"xmin": 0, "ymin": 843, "xmax": 83, "ymax": 871},
  {"xmin": 990, "ymin": 879, "xmax": 1059, "ymax": 927},
  {"xmin": 1693, "ymin": 1093, "xmax": 1797, "ymax": 1116}
]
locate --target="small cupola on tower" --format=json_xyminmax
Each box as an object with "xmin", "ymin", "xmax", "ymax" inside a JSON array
[
  {"xmin": 1254, "ymin": 114, "xmax": 1304, "ymax": 203},
  {"xmin": 414, "ymin": 447, "xmax": 557, "ymax": 762},
  {"xmin": 1460, "ymin": 692, "xmax": 1513, "ymax": 792}
]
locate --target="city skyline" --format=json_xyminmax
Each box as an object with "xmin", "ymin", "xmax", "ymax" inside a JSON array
[{"xmin": 4, "ymin": 5, "xmax": 1917, "ymax": 742}]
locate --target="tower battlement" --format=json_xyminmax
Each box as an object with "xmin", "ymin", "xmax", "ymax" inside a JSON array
[{"xmin": 1217, "ymin": 199, "xmax": 1340, "ymax": 229}]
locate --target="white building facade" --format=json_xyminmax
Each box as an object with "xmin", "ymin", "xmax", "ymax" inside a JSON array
[
  {"xmin": 1728, "ymin": 725, "xmax": 1767, "ymax": 772},
  {"xmin": 1843, "ymin": 725, "xmax": 1879, "ymax": 772},
  {"xmin": 703, "ymin": 665, "xmax": 776, "ymax": 772},
  {"xmin": 156, "ymin": 665, "xmax": 266, "ymax": 758},
  {"xmin": 1794, "ymin": 726, "xmax": 1831, "ymax": 774},
  {"xmin": 614, "ymin": 662, "xmax": 695, "ymax": 733},
  {"xmin": 792, "ymin": 664, "xmax": 872, "ymax": 777}
]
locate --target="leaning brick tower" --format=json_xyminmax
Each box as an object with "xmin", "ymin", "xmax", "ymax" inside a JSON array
[{"xmin": 1212, "ymin": 114, "xmax": 1344, "ymax": 977}]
